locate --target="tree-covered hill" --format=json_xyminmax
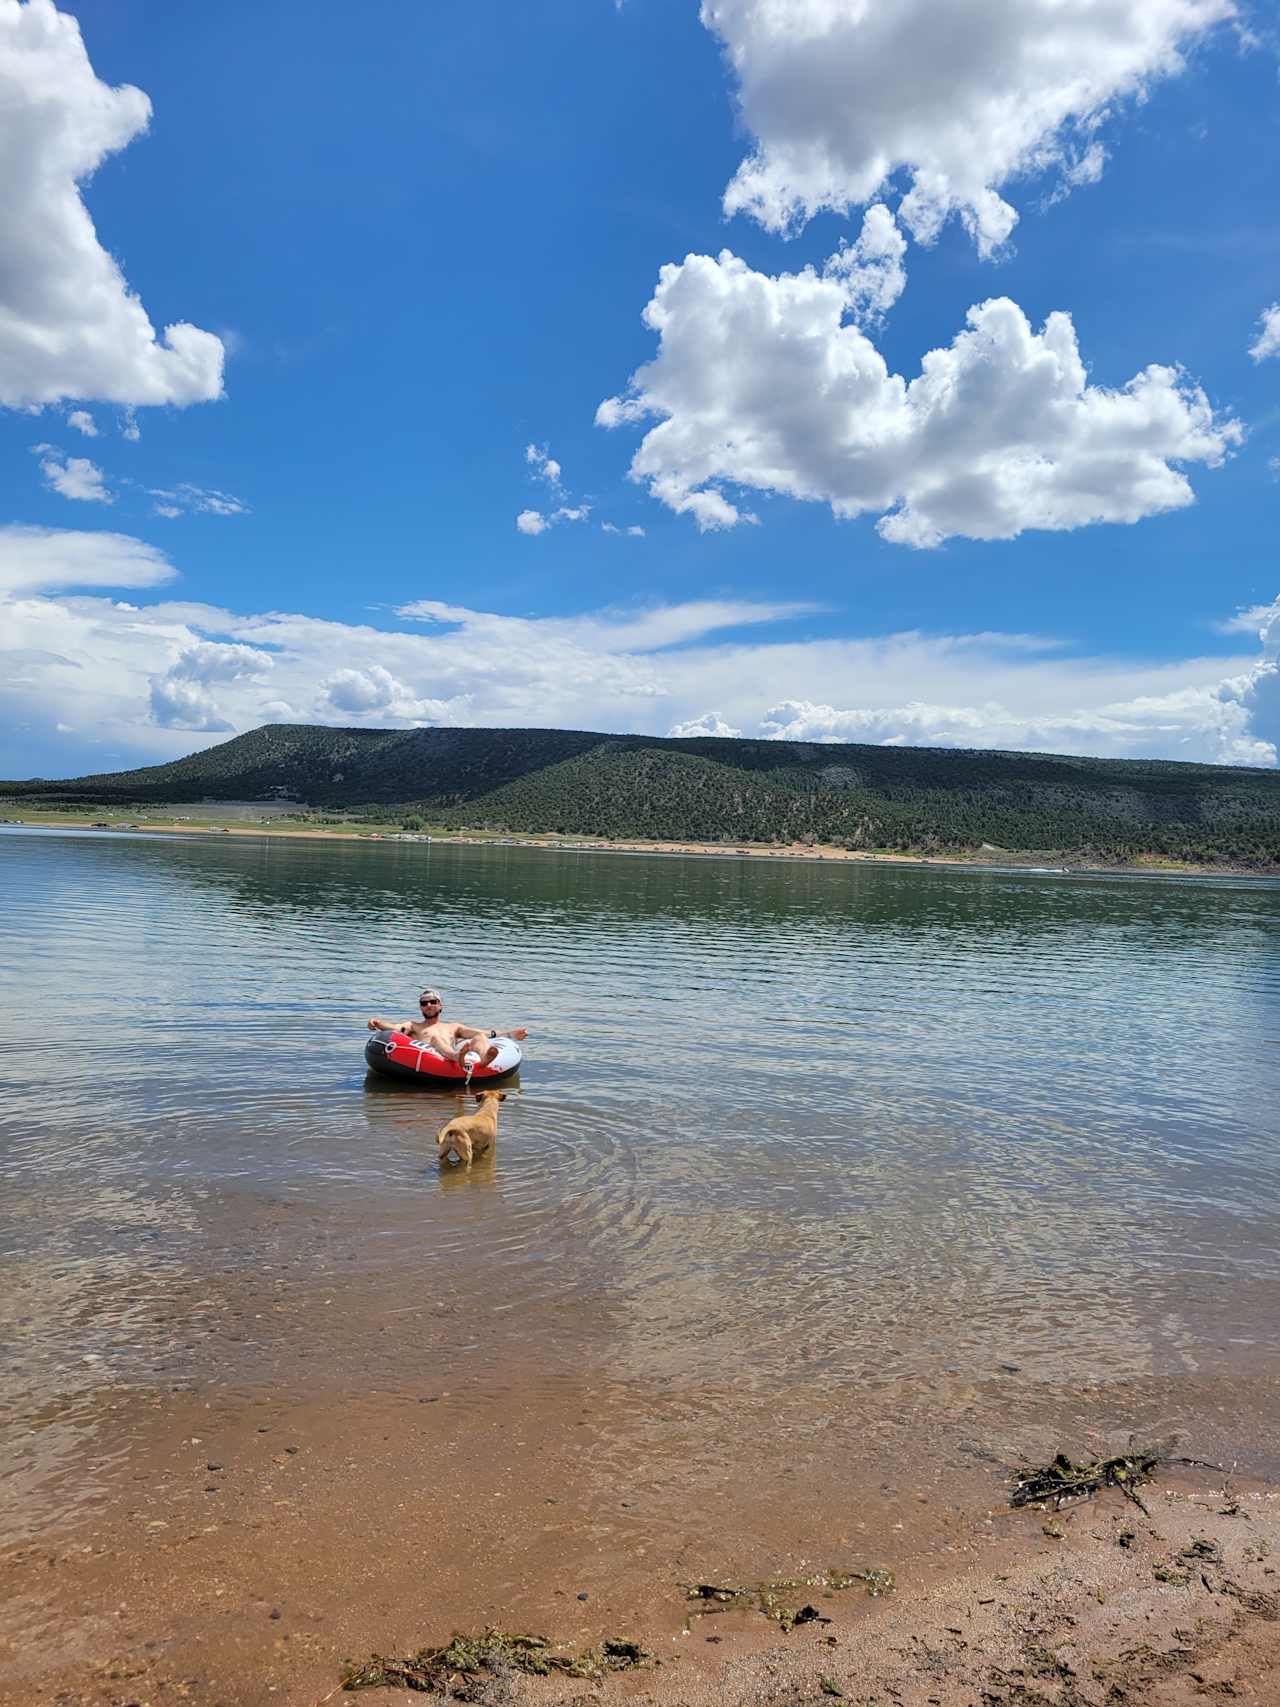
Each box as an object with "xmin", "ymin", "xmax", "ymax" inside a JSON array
[
  {"xmin": 445, "ymin": 743, "xmax": 1280, "ymax": 866},
  {"xmin": 2, "ymin": 724, "xmax": 607, "ymax": 806},
  {"xmin": 4, "ymin": 723, "xmax": 1279, "ymax": 867}
]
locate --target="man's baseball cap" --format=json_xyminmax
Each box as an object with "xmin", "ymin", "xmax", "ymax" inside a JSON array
[{"xmin": 419, "ymin": 988, "xmax": 443, "ymax": 1001}]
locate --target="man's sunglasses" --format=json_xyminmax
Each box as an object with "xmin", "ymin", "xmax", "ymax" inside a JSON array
[{"xmin": 419, "ymin": 996, "xmax": 441, "ymax": 1004}]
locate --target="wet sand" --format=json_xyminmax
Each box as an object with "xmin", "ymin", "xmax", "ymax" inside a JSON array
[
  {"xmin": 2, "ymin": 1382, "xmax": 1278, "ymax": 1706},
  {"xmin": 4, "ymin": 1254, "xmax": 1279, "ymax": 1706}
]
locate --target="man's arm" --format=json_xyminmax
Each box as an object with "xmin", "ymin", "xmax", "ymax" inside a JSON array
[
  {"xmin": 453, "ymin": 1022, "xmax": 530, "ymax": 1043},
  {"xmin": 367, "ymin": 1016, "xmax": 413, "ymax": 1034}
]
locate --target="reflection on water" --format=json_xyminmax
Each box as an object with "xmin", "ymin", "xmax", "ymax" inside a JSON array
[{"xmin": 2, "ymin": 826, "xmax": 1279, "ymax": 1538}]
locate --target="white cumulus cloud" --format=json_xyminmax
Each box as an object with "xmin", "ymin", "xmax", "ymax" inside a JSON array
[
  {"xmin": 598, "ymin": 249, "xmax": 1241, "ymax": 546},
  {"xmin": 320, "ymin": 664, "xmax": 451, "ymax": 724},
  {"xmin": 149, "ymin": 641, "xmax": 274, "ymax": 731},
  {"xmin": 1211, "ymin": 599, "xmax": 1280, "ymax": 761},
  {"xmin": 704, "ymin": 0, "xmax": 1234, "ymax": 254},
  {"xmin": 1, "ymin": 530, "xmax": 1275, "ymax": 777},
  {"xmin": 756, "ymin": 692, "xmax": 1272, "ymax": 766},
  {"xmin": 66, "ymin": 409, "xmax": 97, "ymax": 437},
  {"xmin": 0, "ymin": 0, "xmax": 224, "ymax": 408},
  {"xmin": 34, "ymin": 445, "xmax": 112, "ymax": 503},
  {"xmin": 1249, "ymin": 304, "xmax": 1280, "ymax": 362},
  {"xmin": 668, "ymin": 712, "xmax": 745, "ymax": 738}
]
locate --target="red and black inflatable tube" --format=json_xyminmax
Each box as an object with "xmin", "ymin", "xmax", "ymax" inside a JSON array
[{"xmin": 364, "ymin": 1029, "xmax": 522, "ymax": 1085}]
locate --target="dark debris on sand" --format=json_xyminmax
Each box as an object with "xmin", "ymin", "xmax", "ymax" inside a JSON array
[
  {"xmin": 340, "ymin": 1630, "xmax": 649, "ymax": 1696},
  {"xmin": 685, "ymin": 1565, "xmax": 895, "ymax": 1632},
  {"xmin": 1009, "ymin": 1442, "xmax": 1221, "ymax": 1517}
]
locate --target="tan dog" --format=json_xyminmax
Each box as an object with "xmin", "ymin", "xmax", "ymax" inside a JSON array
[{"xmin": 436, "ymin": 1090, "xmax": 506, "ymax": 1166}]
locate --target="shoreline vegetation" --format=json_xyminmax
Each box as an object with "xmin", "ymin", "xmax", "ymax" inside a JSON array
[
  {"xmin": 2, "ymin": 802, "xmax": 1276, "ymax": 879},
  {"xmin": 3, "ymin": 721, "xmax": 1278, "ymax": 874}
]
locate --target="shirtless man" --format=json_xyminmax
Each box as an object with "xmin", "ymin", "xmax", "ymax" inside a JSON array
[{"xmin": 367, "ymin": 988, "xmax": 528, "ymax": 1071}]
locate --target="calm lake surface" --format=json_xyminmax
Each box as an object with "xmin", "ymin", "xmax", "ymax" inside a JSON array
[{"xmin": 3, "ymin": 825, "xmax": 1280, "ymax": 1548}]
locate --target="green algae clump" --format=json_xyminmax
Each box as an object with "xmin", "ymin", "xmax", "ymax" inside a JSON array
[{"xmin": 340, "ymin": 1628, "xmax": 650, "ymax": 1693}]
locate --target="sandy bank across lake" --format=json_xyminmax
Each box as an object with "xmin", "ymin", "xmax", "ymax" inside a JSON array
[{"xmin": 5, "ymin": 809, "xmax": 1268, "ymax": 880}]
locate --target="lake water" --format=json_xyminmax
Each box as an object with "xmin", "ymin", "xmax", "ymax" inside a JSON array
[{"xmin": 3, "ymin": 825, "xmax": 1280, "ymax": 1565}]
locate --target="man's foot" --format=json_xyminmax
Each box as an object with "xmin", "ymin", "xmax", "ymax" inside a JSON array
[{"xmin": 478, "ymin": 1043, "xmax": 500, "ymax": 1069}]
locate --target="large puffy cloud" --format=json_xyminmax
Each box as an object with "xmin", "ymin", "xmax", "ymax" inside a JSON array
[
  {"xmin": 0, "ymin": 529, "xmax": 1275, "ymax": 777},
  {"xmin": 320, "ymin": 664, "xmax": 452, "ymax": 724},
  {"xmin": 705, "ymin": 0, "xmax": 1234, "ymax": 253},
  {"xmin": 0, "ymin": 0, "xmax": 224, "ymax": 408},
  {"xmin": 598, "ymin": 250, "xmax": 1241, "ymax": 546},
  {"xmin": 669, "ymin": 712, "xmax": 745, "ymax": 738},
  {"xmin": 1211, "ymin": 599, "xmax": 1280, "ymax": 761},
  {"xmin": 149, "ymin": 642, "xmax": 274, "ymax": 731}
]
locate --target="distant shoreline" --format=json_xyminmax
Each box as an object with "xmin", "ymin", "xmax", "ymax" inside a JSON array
[{"xmin": 4, "ymin": 808, "xmax": 1275, "ymax": 879}]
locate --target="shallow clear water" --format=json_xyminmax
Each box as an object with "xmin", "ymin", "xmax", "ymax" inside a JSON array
[{"xmin": 3, "ymin": 826, "xmax": 1280, "ymax": 1534}]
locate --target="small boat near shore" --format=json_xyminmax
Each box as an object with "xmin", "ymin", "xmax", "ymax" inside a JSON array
[{"xmin": 364, "ymin": 1029, "xmax": 522, "ymax": 1085}]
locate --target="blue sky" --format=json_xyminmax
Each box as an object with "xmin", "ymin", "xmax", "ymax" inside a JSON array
[{"xmin": 0, "ymin": 0, "xmax": 1277, "ymax": 777}]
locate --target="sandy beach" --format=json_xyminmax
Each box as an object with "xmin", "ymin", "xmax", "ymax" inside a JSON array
[
  {"xmin": 3, "ymin": 1369, "xmax": 1278, "ymax": 1707},
  {"xmin": 4, "ymin": 1248, "xmax": 1280, "ymax": 1707}
]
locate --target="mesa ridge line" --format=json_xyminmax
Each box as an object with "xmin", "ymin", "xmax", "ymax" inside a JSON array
[{"xmin": 3, "ymin": 722, "xmax": 1278, "ymax": 869}]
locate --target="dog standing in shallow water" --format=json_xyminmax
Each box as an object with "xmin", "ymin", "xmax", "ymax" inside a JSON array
[{"xmin": 436, "ymin": 1090, "xmax": 506, "ymax": 1166}]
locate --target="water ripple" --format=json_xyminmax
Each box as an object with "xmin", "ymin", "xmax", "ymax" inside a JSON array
[{"xmin": 2, "ymin": 827, "xmax": 1279, "ymax": 1519}]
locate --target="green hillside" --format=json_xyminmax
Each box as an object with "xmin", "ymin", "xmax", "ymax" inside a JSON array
[
  {"xmin": 4, "ymin": 723, "xmax": 1279, "ymax": 867},
  {"xmin": 2, "ymin": 724, "xmax": 607, "ymax": 806}
]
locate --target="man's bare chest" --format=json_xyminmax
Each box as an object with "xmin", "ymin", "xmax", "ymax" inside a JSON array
[{"xmin": 411, "ymin": 1020, "xmax": 459, "ymax": 1047}]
